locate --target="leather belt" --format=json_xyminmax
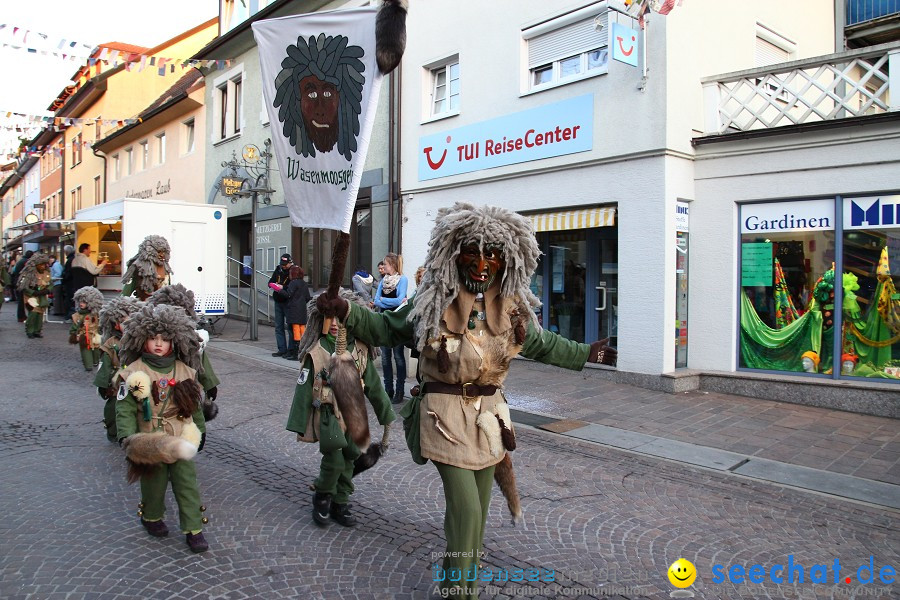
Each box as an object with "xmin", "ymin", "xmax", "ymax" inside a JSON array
[{"xmin": 422, "ymin": 382, "xmax": 498, "ymax": 399}]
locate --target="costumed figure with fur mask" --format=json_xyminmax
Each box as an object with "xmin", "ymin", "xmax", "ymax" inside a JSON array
[
  {"xmin": 69, "ymin": 286, "xmax": 105, "ymax": 371},
  {"xmin": 94, "ymin": 295, "xmax": 144, "ymax": 441},
  {"xmin": 121, "ymin": 235, "xmax": 172, "ymax": 300},
  {"xmin": 316, "ymin": 202, "xmax": 616, "ymax": 599},
  {"xmin": 146, "ymin": 283, "xmax": 220, "ymax": 421},
  {"xmin": 113, "ymin": 303, "xmax": 210, "ymax": 553},
  {"xmin": 286, "ymin": 290, "xmax": 395, "ymax": 528},
  {"xmin": 16, "ymin": 253, "xmax": 52, "ymax": 339}
]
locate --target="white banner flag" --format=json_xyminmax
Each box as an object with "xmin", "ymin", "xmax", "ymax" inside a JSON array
[{"xmin": 253, "ymin": 8, "xmax": 383, "ymax": 233}]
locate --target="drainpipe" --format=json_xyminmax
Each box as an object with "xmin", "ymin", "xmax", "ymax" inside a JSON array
[
  {"xmin": 395, "ymin": 63, "xmax": 402, "ymax": 255},
  {"xmin": 388, "ymin": 70, "xmax": 395, "ymax": 253},
  {"xmin": 91, "ymin": 146, "xmax": 107, "ymax": 204}
]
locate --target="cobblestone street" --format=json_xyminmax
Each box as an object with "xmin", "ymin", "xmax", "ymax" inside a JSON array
[{"xmin": 1, "ymin": 312, "xmax": 897, "ymax": 599}]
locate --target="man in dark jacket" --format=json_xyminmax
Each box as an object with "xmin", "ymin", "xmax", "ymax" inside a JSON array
[
  {"xmin": 268, "ymin": 253, "xmax": 293, "ymax": 357},
  {"xmin": 61, "ymin": 245, "xmax": 76, "ymax": 319}
]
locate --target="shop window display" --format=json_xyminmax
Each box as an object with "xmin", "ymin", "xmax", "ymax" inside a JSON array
[
  {"xmin": 738, "ymin": 199, "xmax": 836, "ymax": 375},
  {"xmin": 839, "ymin": 226, "xmax": 900, "ymax": 380}
]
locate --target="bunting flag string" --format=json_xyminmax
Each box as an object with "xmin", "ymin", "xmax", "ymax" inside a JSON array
[{"xmin": 1, "ymin": 111, "xmax": 142, "ymax": 128}]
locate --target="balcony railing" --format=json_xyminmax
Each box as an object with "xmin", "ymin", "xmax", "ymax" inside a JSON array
[
  {"xmin": 847, "ymin": 0, "xmax": 900, "ymax": 26},
  {"xmin": 700, "ymin": 42, "xmax": 899, "ymax": 135}
]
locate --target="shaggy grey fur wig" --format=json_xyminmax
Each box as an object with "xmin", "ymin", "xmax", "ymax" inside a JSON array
[
  {"xmin": 118, "ymin": 303, "xmax": 200, "ymax": 370},
  {"xmin": 121, "ymin": 235, "xmax": 172, "ymax": 297},
  {"xmin": 298, "ymin": 289, "xmax": 374, "ymax": 366},
  {"xmin": 410, "ymin": 203, "xmax": 541, "ymax": 351},
  {"xmin": 73, "ymin": 286, "xmax": 105, "ymax": 315},
  {"xmin": 146, "ymin": 283, "xmax": 197, "ymax": 322},
  {"xmin": 99, "ymin": 296, "xmax": 144, "ymax": 341},
  {"xmin": 16, "ymin": 253, "xmax": 52, "ymax": 291}
]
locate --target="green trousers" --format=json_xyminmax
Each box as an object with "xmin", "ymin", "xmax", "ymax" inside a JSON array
[
  {"xmin": 314, "ymin": 431, "xmax": 361, "ymax": 505},
  {"xmin": 79, "ymin": 347, "xmax": 100, "ymax": 370},
  {"xmin": 103, "ymin": 395, "xmax": 117, "ymax": 441},
  {"xmin": 140, "ymin": 459, "xmax": 203, "ymax": 533},
  {"xmin": 25, "ymin": 311, "xmax": 43, "ymax": 335},
  {"xmin": 433, "ymin": 461, "xmax": 496, "ymax": 600}
]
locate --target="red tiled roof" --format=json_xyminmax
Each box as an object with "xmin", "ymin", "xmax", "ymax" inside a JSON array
[{"xmin": 138, "ymin": 70, "xmax": 204, "ymax": 118}]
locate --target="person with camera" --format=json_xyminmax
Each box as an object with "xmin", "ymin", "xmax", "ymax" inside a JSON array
[{"xmin": 269, "ymin": 253, "xmax": 295, "ymax": 358}]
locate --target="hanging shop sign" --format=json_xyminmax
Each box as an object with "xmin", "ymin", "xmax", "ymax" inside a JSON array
[
  {"xmin": 740, "ymin": 199, "xmax": 834, "ymax": 233},
  {"xmin": 611, "ymin": 22, "xmax": 639, "ymax": 67},
  {"xmin": 418, "ymin": 94, "xmax": 593, "ymax": 181},
  {"xmin": 221, "ymin": 177, "xmax": 246, "ymax": 196},
  {"xmin": 843, "ymin": 195, "xmax": 900, "ymax": 230}
]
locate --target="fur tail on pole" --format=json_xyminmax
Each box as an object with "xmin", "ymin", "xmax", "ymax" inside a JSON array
[
  {"xmin": 494, "ymin": 453, "xmax": 523, "ymax": 525},
  {"xmin": 329, "ymin": 352, "xmax": 371, "ymax": 451},
  {"xmin": 375, "ymin": 0, "xmax": 408, "ymax": 74}
]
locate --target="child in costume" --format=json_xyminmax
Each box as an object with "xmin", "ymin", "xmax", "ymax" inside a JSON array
[
  {"xmin": 69, "ymin": 286, "xmax": 105, "ymax": 371},
  {"xmin": 95, "ymin": 295, "xmax": 144, "ymax": 441},
  {"xmin": 16, "ymin": 253, "xmax": 52, "ymax": 339},
  {"xmin": 316, "ymin": 203, "xmax": 616, "ymax": 599},
  {"xmin": 145, "ymin": 283, "xmax": 220, "ymax": 420},
  {"xmin": 114, "ymin": 303, "xmax": 209, "ymax": 553},
  {"xmin": 121, "ymin": 235, "xmax": 172, "ymax": 300},
  {"xmin": 286, "ymin": 290, "xmax": 395, "ymax": 527}
]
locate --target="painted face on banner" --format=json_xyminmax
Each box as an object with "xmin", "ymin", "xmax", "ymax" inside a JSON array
[
  {"xmin": 272, "ymin": 33, "xmax": 366, "ymax": 161},
  {"xmin": 457, "ymin": 243, "xmax": 505, "ymax": 294},
  {"xmin": 299, "ymin": 76, "xmax": 340, "ymax": 153}
]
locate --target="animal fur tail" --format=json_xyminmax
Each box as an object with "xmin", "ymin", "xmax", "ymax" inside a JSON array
[
  {"xmin": 494, "ymin": 453, "xmax": 523, "ymax": 525},
  {"xmin": 353, "ymin": 442, "xmax": 384, "ymax": 476},
  {"xmin": 328, "ymin": 353, "xmax": 371, "ymax": 450},
  {"xmin": 122, "ymin": 432, "xmax": 198, "ymax": 484},
  {"xmin": 375, "ymin": 0, "xmax": 408, "ymax": 74}
]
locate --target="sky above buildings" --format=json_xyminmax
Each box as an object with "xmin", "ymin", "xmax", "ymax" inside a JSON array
[{"xmin": 0, "ymin": 0, "xmax": 219, "ymax": 156}]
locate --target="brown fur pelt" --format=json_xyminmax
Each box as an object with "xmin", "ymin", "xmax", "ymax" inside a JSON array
[
  {"xmin": 494, "ymin": 453, "xmax": 523, "ymax": 525},
  {"xmin": 375, "ymin": 0, "xmax": 408, "ymax": 74},
  {"xmin": 328, "ymin": 352, "xmax": 371, "ymax": 450},
  {"xmin": 172, "ymin": 378, "xmax": 203, "ymax": 419},
  {"xmin": 123, "ymin": 432, "xmax": 198, "ymax": 483}
]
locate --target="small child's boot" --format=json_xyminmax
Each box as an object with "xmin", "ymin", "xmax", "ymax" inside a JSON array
[
  {"xmin": 329, "ymin": 502, "xmax": 356, "ymax": 527},
  {"xmin": 312, "ymin": 491, "xmax": 332, "ymax": 526},
  {"xmin": 186, "ymin": 531, "xmax": 208, "ymax": 553},
  {"xmin": 141, "ymin": 518, "xmax": 169, "ymax": 537}
]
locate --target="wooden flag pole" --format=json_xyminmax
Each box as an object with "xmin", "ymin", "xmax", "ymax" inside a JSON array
[{"xmin": 322, "ymin": 231, "xmax": 351, "ymax": 333}]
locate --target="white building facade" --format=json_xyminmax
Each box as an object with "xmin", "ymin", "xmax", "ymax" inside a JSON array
[{"xmin": 399, "ymin": 0, "xmax": 900, "ymax": 414}]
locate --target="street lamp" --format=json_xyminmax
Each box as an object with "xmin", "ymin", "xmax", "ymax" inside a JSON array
[{"xmin": 221, "ymin": 139, "xmax": 275, "ymax": 341}]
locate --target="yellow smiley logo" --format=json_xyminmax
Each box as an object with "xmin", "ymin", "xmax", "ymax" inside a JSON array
[{"xmin": 668, "ymin": 558, "xmax": 697, "ymax": 588}]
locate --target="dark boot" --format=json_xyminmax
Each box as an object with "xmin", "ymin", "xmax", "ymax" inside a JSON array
[
  {"xmin": 329, "ymin": 502, "xmax": 356, "ymax": 527},
  {"xmin": 186, "ymin": 531, "xmax": 209, "ymax": 553},
  {"xmin": 312, "ymin": 491, "xmax": 332, "ymax": 526},
  {"xmin": 283, "ymin": 348, "xmax": 298, "ymax": 360},
  {"xmin": 141, "ymin": 518, "xmax": 169, "ymax": 537},
  {"xmin": 392, "ymin": 385, "xmax": 405, "ymax": 404}
]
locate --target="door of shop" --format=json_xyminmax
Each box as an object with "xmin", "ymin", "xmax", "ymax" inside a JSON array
[{"xmin": 589, "ymin": 228, "xmax": 618, "ymax": 347}]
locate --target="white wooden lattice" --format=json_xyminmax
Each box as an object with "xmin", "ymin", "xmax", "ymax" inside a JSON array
[{"xmin": 702, "ymin": 42, "xmax": 899, "ymax": 134}]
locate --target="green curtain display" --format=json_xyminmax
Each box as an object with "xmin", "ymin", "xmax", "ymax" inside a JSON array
[
  {"xmin": 845, "ymin": 279, "xmax": 900, "ymax": 378},
  {"xmin": 740, "ymin": 290, "xmax": 823, "ymax": 371}
]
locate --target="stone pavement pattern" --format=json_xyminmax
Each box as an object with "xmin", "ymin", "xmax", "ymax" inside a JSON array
[{"xmin": 0, "ymin": 310, "xmax": 897, "ymax": 599}]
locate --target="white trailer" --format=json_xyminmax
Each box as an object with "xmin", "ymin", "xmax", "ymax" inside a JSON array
[{"xmin": 71, "ymin": 198, "xmax": 228, "ymax": 315}]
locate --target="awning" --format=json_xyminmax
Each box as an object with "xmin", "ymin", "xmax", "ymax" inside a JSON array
[{"xmin": 527, "ymin": 207, "xmax": 616, "ymax": 233}]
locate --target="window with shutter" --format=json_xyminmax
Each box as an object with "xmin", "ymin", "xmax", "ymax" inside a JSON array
[{"xmin": 524, "ymin": 5, "xmax": 609, "ymax": 92}]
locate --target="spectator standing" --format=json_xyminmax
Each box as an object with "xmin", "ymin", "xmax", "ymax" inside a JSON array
[
  {"xmin": 71, "ymin": 243, "xmax": 107, "ymax": 297},
  {"xmin": 373, "ymin": 252, "xmax": 408, "ymax": 404},
  {"xmin": 49, "ymin": 256, "xmax": 64, "ymax": 315},
  {"xmin": 0, "ymin": 256, "xmax": 10, "ymax": 311},
  {"xmin": 268, "ymin": 253, "xmax": 294, "ymax": 357},
  {"xmin": 351, "ymin": 265, "xmax": 374, "ymax": 304},
  {"xmin": 61, "ymin": 245, "xmax": 76, "ymax": 319},
  {"xmin": 283, "ymin": 265, "xmax": 312, "ymax": 360}
]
